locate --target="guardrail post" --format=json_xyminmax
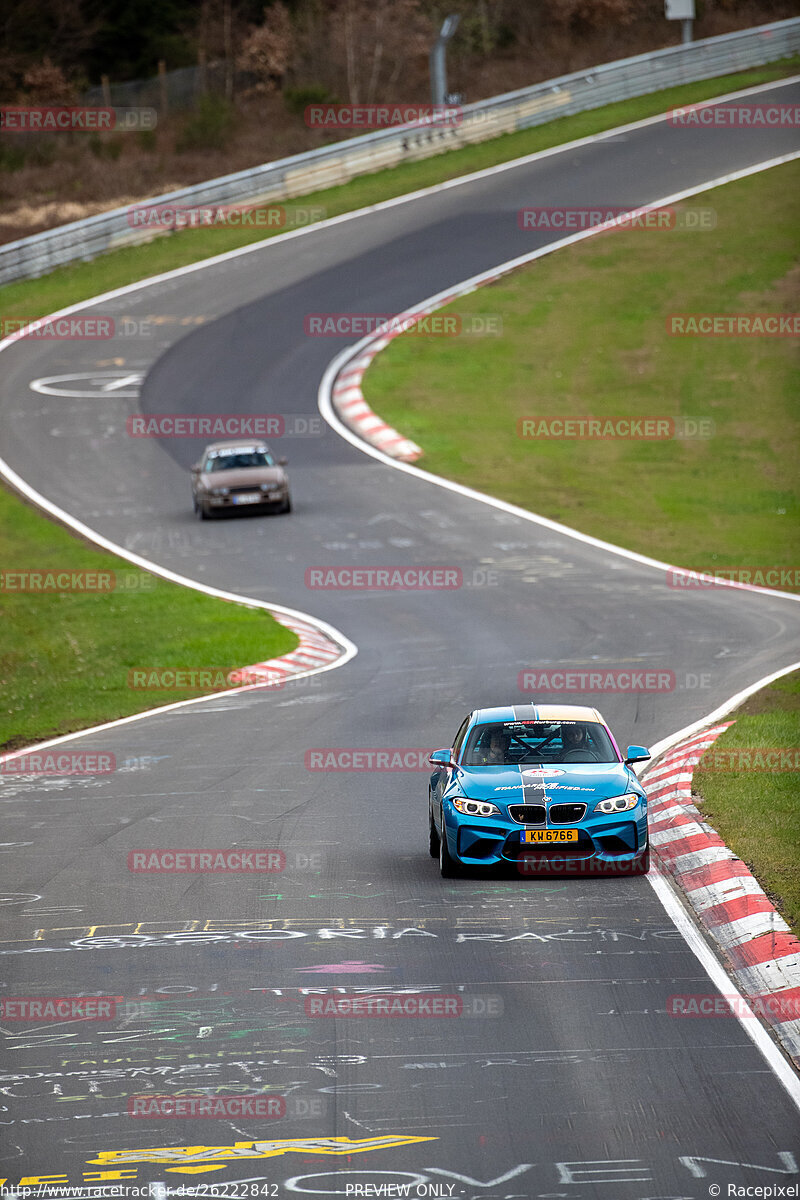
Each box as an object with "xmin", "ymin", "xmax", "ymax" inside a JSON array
[
  {"xmin": 430, "ymin": 14, "xmax": 461, "ymax": 106},
  {"xmin": 1, "ymin": 18, "xmax": 797, "ymax": 289},
  {"xmin": 158, "ymin": 59, "xmax": 168, "ymax": 116}
]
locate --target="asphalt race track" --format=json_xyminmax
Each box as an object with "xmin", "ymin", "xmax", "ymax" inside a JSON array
[{"xmin": 1, "ymin": 80, "xmax": 799, "ymax": 1197}]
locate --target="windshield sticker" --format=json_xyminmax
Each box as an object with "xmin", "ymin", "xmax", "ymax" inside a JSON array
[
  {"xmin": 522, "ymin": 782, "xmax": 595, "ymax": 791},
  {"xmin": 208, "ymin": 445, "xmax": 263, "ymax": 456}
]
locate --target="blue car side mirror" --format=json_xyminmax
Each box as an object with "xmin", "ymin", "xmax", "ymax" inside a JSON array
[
  {"xmin": 625, "ymin": 745, "xmax": 651, "ymax": 765},
  {"xmin": 429, "ymin": 747, "xmax": 457, "ymax": 768}
]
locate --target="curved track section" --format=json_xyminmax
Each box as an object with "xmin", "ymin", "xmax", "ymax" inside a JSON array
[{"xmin": 1, "ymin": 80, "xmax": 800, "ymax": 1195}]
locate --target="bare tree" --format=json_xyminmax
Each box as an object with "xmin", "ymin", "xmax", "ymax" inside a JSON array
[
  {"xmin": 238, "ymin": 2, "xmax": 293, "ymax": 92},
  {"xmin": 329, "ymin": 0, "xmax": 432, "ymax": 104},
  {"xmin": 22, "ymin": 58, "xmax": 78, "ymax": 103}
]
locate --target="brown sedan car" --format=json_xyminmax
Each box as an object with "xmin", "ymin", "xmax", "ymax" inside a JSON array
[{"xmin": 191, "ymin": 440, "xmax": 292, "ymax": 519}]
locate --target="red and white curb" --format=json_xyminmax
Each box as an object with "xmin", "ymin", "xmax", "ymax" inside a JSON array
[
  {"xmin": 0, "ymin": 598, "xmax": 353, "ymax": 775},
  {"xmin": 331, "ymin": 343, "xmax": 423, "ymax": 462},
  {"xmin": 0, "ymin": 456, "xmax": 357, "ymax": 768},
  {"xmin": 644, "ymin": 726, "xmax": 800, "ymax": 1066},
  {"xmin": 228, "ymin": 610, "xmax": 344, "ymax": 688},
  {"xmin": 0, "ymin": 597, "xmax": 353, "ymax": 774},
  {"xmin": 321, "ymin": 159, "xmax": 800, "ymax": 605},
  {"xmin": 330, "ymin": 280, "xmax": 513, "ymax": 463}
]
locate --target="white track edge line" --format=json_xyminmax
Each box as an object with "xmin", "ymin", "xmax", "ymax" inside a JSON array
[
  {"xmin": 643, "ymin": 659, "xmax": 800, "ymax": 766},
  {"xmin": 1, "ymin": 74, "xmax": 798, "ymax": 342},
  {"xmin": 1, "ymin": 81, "xmax": 798, "ymax": 1097},
  {"xmin": 318, "ymin": 150, "xmax": 800, "ymax": 601},
  {"xmin": 0, "ymin": 455, "xmax": 357, "ymax": 765},
  {"xmin": 1, "ymin": 83, "xmax": 790, "ymax": 761},
  {"xmin": 0, "ymin": 668, "xmax": 337, "ymax": 767},
  {"xmin": 313, "ymin": 151, "xmax": 800, "ymax": 1100},
  {"xmin": 647, "ymin": 866, "xmax": 800, "ymax": 1109}
]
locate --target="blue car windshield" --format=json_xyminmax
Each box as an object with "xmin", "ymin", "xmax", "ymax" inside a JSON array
[{"xmin": 462, "ymin": 721, "xmax": 618, "ymax": 765}]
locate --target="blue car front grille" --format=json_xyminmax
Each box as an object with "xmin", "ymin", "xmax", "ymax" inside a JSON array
[
  {"xmin": 549, "ymin": 802, "xmax": 587, "ymax": 823},
  {"xmin": 508, "ymin": 804, "xmax": 546, "ymax": 824}
]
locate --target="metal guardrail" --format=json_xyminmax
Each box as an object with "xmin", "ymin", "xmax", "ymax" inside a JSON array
[{"xmin": 2, "ymin": 18, "xmax": 798, "ymax": 288}]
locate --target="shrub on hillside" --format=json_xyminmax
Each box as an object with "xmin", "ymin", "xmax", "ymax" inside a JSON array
[{"xmin": 175, "ymin": 94, "xmax": 235, "ymax": 152}]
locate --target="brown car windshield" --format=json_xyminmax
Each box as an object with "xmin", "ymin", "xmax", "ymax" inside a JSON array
[
  {"xmin": 463, "ymin": 721, "xmax": 618, "ymax": 765},
  {"xmin": 206, "ymin": 451, "xmax": 275, "ymax": 471}
]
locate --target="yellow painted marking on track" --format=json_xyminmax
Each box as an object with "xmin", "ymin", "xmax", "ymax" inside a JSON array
[{"xmin": 88, "ymin": 1136, "xmax": 438, "ymax": 1166}]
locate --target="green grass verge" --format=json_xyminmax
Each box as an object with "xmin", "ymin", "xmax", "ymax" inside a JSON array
[
  {"xmin": 692, "ymin": 671, "xmax": 800, "ymax": 937},
  {"xmin": 364, "ymin": 161, "xmax": 800, "ymax": 572},
  {"xmin": 0, "ymin": 60, "xmax": 796, "ymax": 746},
  {"xmin": 0, "ymin": 58, "xmax": 797, "ymax": 319},
  {"xmin": 0, "ymin": 485, "xmax": 298, "ymax": 752}
]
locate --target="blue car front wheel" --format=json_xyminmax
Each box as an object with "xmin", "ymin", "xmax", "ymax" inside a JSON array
[
  {"xmin": 629, "ymin": 843, "xmax": 650, "ymax": 875},
  {"xmin": 428, "ymin": 796, "xmax": 440, "ymax": 858},
  {"xmin": 439, "ymin": 812, "xmax": 462, "ymax": 878}
]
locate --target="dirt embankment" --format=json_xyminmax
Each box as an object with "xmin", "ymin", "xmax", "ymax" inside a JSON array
[{"xmin": 0, "ymin": 3, "xmax": 794, "ymax": 245}]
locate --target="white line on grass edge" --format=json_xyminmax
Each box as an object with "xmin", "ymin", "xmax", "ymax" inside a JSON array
[
  {"xmin": 642, "ymin": 659, "xmax": 800, "ymax": 1104},
  {"xmin": 10, "ymin": 76, "xmax": 795, "ymax": 757},
  {"xmin": 0, "ymin": 74, "xmax": 797, "ymax": 345},
  {"xmin": 317, "ymin": 148, "xmax": 800, "ymax": 602},
  {"xmin": 0, "ymin": 79, "xmax": 798, "ymax": 1102},
  {"xmin": 2, "ymin": 77, "xmax": 793, "ymax": 757},
  {"xmin": 315, "ymin": 156, "xmax": 800, "ymax": 1102},
  {"xmin": 648, "ymin": 866, "xmax": 800, "ymax": 1108},
  {"xmin": 0, "ymin": 453, "xmax": 357, "ymax": 767}
]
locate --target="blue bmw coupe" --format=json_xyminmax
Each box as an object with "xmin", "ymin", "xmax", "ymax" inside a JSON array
[{"xmin": 428, "ymin": 705, "xmax": 650, "ymax": 877}]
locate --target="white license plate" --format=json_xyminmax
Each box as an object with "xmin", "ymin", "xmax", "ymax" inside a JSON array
[{"xmin": 232, "ymin": 493, "xmax": 262, "ymax": 505}]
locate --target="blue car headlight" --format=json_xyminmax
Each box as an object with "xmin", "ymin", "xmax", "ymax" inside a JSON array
[
  {"xmin": 451, "ymin": 797, "xmax": 501, "ymax": 817},
  {"xmin": 593, "ymin": 793, "xmax": 641, "ymax": 814}
]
